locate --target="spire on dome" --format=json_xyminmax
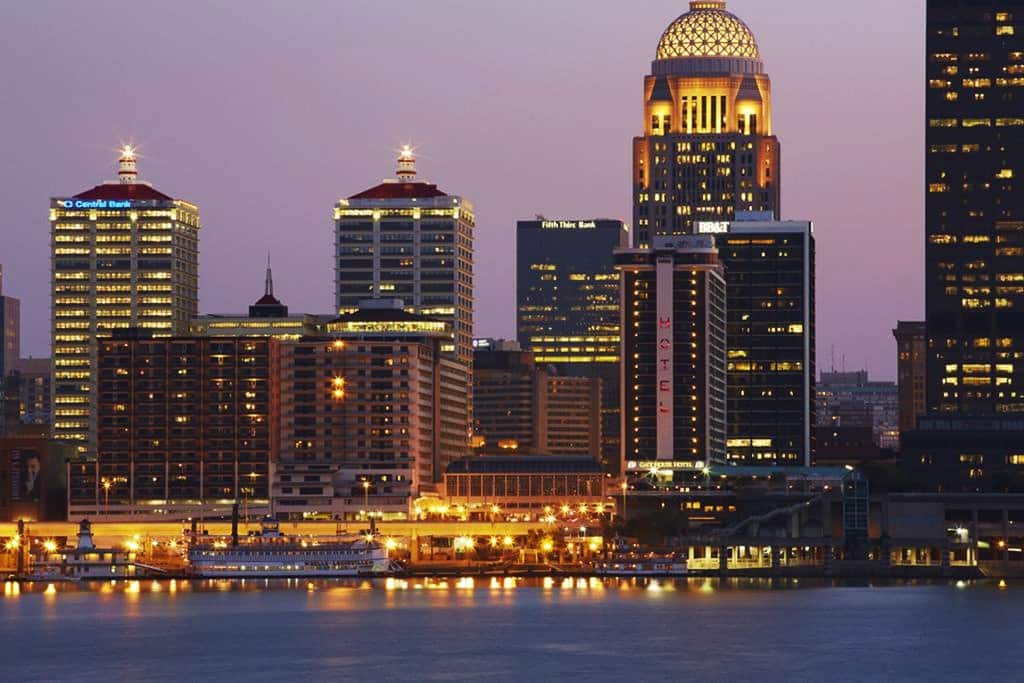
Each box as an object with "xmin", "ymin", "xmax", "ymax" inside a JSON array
[
  {"xmin": 118, "ymin": 145, "xmax": 138, "ymax": 184},
  {"xmin": 397, "ymin": 145, "xmax": 417, "ymax": 182}
]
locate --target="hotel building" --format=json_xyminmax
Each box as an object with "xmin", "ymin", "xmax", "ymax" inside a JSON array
[
  {"xmin": 73, "ymin": 335, "xmax": 272, "ymax": 520},
  {"xmin": 334, "ymin": 148, "xmax": 474, "ymax": 363},
  {"xmin": 615, "ymin": 235, "xmax": 727, "ymax": 478},
  {"xmin": 516, "ymin": 218, "xmax": 627, "ymax": 470},
  {"xmin": 50, "ymin": 147, "xmax": 200, "ymax": 454},
  {"xmin": 715, "ymin": 215, "xmax": 815, "ymax": 466},
  {"xmin": 273, "ymin": 301, "xmax": 471, "ymax": 520},
  {"xmin": 633, "ymin": 1, "xmax": 780, "ymax": 246},
  {"xmin": 472, "ymin": 340, "xmax": 601, "ymax": 457}
]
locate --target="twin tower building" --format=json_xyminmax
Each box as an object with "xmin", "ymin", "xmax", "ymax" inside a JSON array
[{"xmin": 50, "ymin": 1, "xmax": 814, "ymax": 517}]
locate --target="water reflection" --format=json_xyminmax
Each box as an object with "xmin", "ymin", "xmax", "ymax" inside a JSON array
[{"xmin": 0, "ymin": 576, "xmax": 1006, "ymax": 602}]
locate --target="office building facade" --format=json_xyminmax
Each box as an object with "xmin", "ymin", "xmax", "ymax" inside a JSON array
[
  {"xmin": 926, "ymin": 1, "xmax": 1024, "ymax": 414},
  {"xmin": 473, "ymin": 341, "xmax": 601, "ymax": 457},
  {"xmin": 633, "ymin": 1, "xmax": 780, "ymax": 246},
  {"xmin": 72, "ymin": 335, "xmax": 272, "ymax": 520},
  {"xmin": 0, "ymin": 266, "xmax": 19, "ymax": 380},
  {"xmin": 904, "ymin": 1, "xmax": 1024, "ymax": 489},
  {"xmin": 615, "ymin": 236, "xmax": 727, "ymax": 477},
  {"xmin": 50, "ymin": 147, "xmax": 200, "ymax": 454},
  {"xmin": 894, "ymin": 320, "xmax": 928, "ymax": 437},
  {"xmin": 516, "ymin": 218, "xmax": 626, "ymax": 470},
  {"xmin": 335, "ymin": 148, "xmax": 474, "ymax": 363},
  {"xmin": 715, "ymin": 215, "xmax": 815, "ymax": 465},
  {"xmin": 273, "ymin": 302, "xmax": 471, "ymax": 520}
]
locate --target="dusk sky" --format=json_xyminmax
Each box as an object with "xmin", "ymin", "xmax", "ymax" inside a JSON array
[{"xmin": 0, "ymin": 0, "xmax": 924, "ymax": 379}]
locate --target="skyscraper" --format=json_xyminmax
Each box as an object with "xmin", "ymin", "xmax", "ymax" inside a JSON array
[
  {"xmin": 50, "ymin": 147, "xmax": 200, "ymax": 454},
  {"xmin": 633, "ymin": 1, "xmax": 780, "ymax": 247},
  {"xmin": 715, "ymin": 215, "xmax": 815, "ymax": 466},
  {"xmin": 903, "ymin": 1, "xmax": 1024, "ymax": 489},
  {"xmin": 926, "ymin": 1, "xmax": 1024, "ymax": 414},
  {"xmin": 516, "ymin": 218, "xmax": 626, "ymax": 470},
  {"xmin": 615, "ymin": 235, "xmax": 727, "ymax": 477},
  {"xmin": 0, "ymin": 266, "xmax": 19, "ymax": 379},
  {"xmin": 334, "ymin": 147, "xmax": 474, "ymax": 364}
]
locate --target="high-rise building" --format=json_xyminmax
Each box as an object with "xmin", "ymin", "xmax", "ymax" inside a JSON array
[
  {"xmin": 50, "ymin": 147, "xmax": 200, "ymax": 454},
  {"xmin": 472, "ymin": 340, "xmax": 601, "ymax": 457},
  {"xmin": 925, "ymin": 1, "xmax": 1024, "ymax": 414},
  {"xmin": 615, "ymin": 235, "xmax": 727, "ymax": 478},
  {"xmin": 893, "ymin": 321, "xmax": 927, "ymax": 437},
  {"xmin": 516, "ymin": 218, "xmax": 626, "ymax": 470},
  {"xmin": 0, "ymin": 266, "xmax": 20, "ymax": 380},
  {"xmin": 903, "ymin": 1, "xmax": 1024, "ymax": 490},
  {"xmin": 72, "ymin": 334, "xmax": 272, "ymax": 520},
  {"xmin": 715, "ymin": 215, "xmax": 815, "ymax": 466},
  {"xmin": 334, "ymin": 147, "xmax": 474, "ymax": 363},
  {"xmin": 633, "ymin": 1, "xmax": 780, "ymax": 247},
  {"xmin": 273, "ymin": 301, "xmax": 470, "ymax": 520}
]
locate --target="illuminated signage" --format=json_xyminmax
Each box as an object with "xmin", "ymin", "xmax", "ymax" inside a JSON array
[
  {"xmin": 628, "ymin": 460, "xmax": 705, "ymax": 472},
  {"xmin": 655, "ymin": 258, "xmax": 674, "ymax": 460},
  {"xmin": 59, "ymin": 199, "xmax": 134, "ymax": 209},
  {"xmin": 696, "ymin": 221, "xmax": 729, "ymax": 234},
  {"xmin": 541, "ymin": 220, "xmax": 597, "ymax": 230}
]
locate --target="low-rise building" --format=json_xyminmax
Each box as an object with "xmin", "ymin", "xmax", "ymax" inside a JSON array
[{"xmin": 443, "ymin": 455, "xmax": 609, "ymax": 516}]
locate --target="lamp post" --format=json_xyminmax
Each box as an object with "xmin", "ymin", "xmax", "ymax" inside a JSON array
[
  {"xmin": 102, "ymin": 479, "xmax": 111, "ymax": 515},
  {"xmin": 362, "ymin": 480, "xmax": 370, "ymax": 517},
  {"xmin": 620, "ymin": 481, "xmax": 628, "ymax": 521}
]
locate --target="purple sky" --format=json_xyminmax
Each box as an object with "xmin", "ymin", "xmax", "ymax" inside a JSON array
[{"xmin": 0, "ymin": 0, "xmax": 924, "ymax": 379}]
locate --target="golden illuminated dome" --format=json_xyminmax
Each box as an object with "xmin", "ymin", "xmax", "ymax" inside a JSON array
[{"xmin": 656, "ymin": 1, "xmax": 760, "ymax": 61}]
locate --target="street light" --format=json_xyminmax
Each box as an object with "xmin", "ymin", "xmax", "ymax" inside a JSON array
[
  {"xmin": 620, "ymin": 481, "xmax": 628, "ymax": 520},
  {"xmin": 102, "ymin": 479, "xmax": 112, "ymax": 514},
  {"xmin": 362, "ymin": 480, "xmax": 371, "ymax": 515}
]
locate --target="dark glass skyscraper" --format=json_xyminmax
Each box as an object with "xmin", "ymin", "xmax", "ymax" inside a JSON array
[
  {"xmin": 926, "ymin": 1, "xmax": 1024, "ymax": 415},
  {"xmin": 904, "ymin": 0, "xmax": 1024, "ymax": 490},
  {"xmin": 715, "ymin": 215, "xmax": 815, "ymax": 466},
  {"xmin": 516, "ymin": 219, "xmax": 627, "ymax": 472}
]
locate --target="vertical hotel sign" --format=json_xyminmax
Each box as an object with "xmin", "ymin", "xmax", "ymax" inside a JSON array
[{"xmin": 655, "ymin": 256, "xmax": 674, "ymax": 460}]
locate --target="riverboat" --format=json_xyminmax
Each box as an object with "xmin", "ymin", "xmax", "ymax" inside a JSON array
[
  {"xmin": 188, "ymin": 517, "xmax": 400, "ymax": 578},
  {"xmin": 594, "ymin": 554, "xmax": 688, "ymax": 577}
]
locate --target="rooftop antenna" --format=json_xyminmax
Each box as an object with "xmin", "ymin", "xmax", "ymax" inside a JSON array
[{"xmin": 264, "ymin": 252, "xmax": 274, "ymax": 298}]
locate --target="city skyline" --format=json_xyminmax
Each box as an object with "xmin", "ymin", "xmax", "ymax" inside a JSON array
[{"xmin": 1, "ymin": 0, "xmax": 923, "ymax": 378}]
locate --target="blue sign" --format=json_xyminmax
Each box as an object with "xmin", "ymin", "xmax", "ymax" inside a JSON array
[{"xmin": 59, "ymin": 199, "xmax": 134, "ymax": 209}]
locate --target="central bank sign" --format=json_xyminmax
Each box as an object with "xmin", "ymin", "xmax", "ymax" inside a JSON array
[
  {"xmin": 541, "ymin": 220, "xmax": 597, "ymax": 230},
  {"xmin": 59, "ymin": 199, "xmax": 134, "ymax": 209}
]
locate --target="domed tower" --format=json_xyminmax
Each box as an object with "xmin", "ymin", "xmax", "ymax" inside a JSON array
[{"xmin": 633, "ymin": 1, "xmax": 780, "ymax": 245}]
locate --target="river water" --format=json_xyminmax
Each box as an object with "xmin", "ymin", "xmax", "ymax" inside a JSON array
[{"xmin": 0, "ymin": 578, "xmax": 1016, "ymax": 681}]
